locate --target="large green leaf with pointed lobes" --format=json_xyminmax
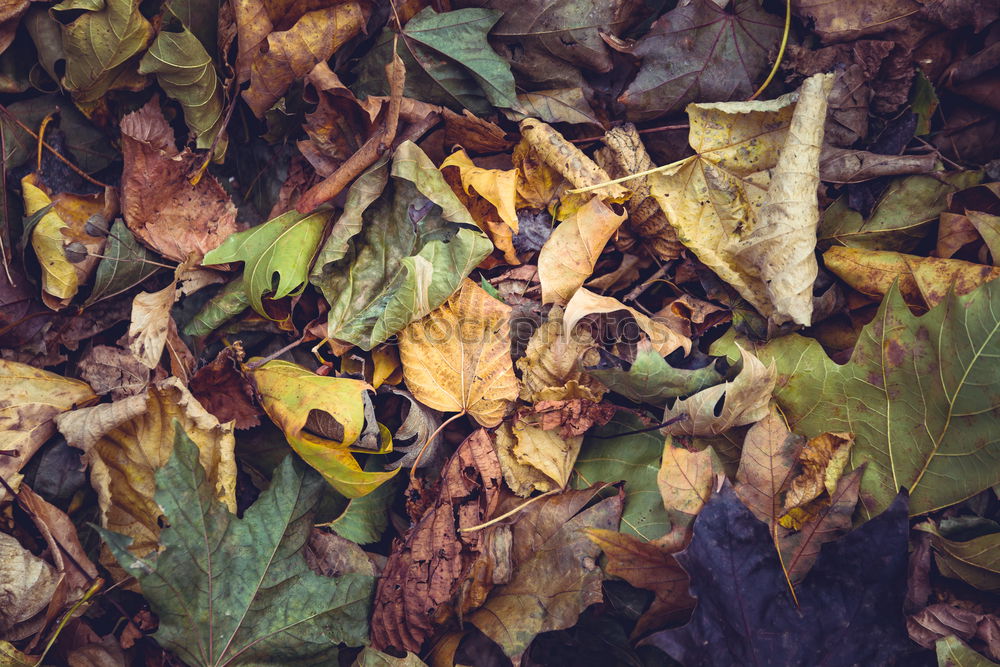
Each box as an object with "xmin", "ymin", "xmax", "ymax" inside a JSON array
[
  {"xmin": 203, "ymin": 209, "xmax": 331, "ymax": 319},
  {"xmin": 719, "ymin": 281, "xmax": 1000, "ymax": 517},
  {"xmin": 352, "ymin": 8, "xmax": 516, "ymax": 115},
  {"xmin": 573, "ymin": 411, "xmax": 670, "ymax": 542},
  {"xmin": 138, "ymin": 25, "xmax": 226, "ymax": 159},
  {"xmin": 309, "ymin": 141, "xmax": 492, "ymax": 350},
  {"xmin": 101, "ymin": 429, "xmax": 374, "ymax": 667},
  {"xmin": 51, "ymin": 0, "xmax": 153, "ymax": 105}
]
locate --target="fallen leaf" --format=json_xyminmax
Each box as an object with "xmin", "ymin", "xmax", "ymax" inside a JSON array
[
  {"xmin": 590, "ymin": 341, "xmax": 726, "ymax": 405},
  {"xmin": 84, "ymin": 219, "xmax": 161, "ymax": 306},
  {"xmin": 0, "ymin": 532, "xmax": 58, "ymax": 641},
  {"xmin": 382, "ymin": 387, "xmax": 443, "ymax": 471},
  {"xmin": 538, "ymin": 196, "xmax": 627, "ymax": 304},
  {"xmin": 782, "ymin": 431, "xmax": 854, "ymax": 511},
  {"xmin": 468, "ymin": 486, "xmax": 623, "ymax": 662},
  {"xmin": 564, "ymin": 287, "xmax": 690, "ymax": 358},
  {"xmin": 823, "ymin": 246, "xmax": 1000, "ymax": 311},
  {"xmin": 586, "ymin": 529, "xmax": 694, "ymax": 637},
  {"xmin": 440, "ymin": 149, "xmax": 520, "ymax": 263},
  {"xmin": 0, "ymin": 360, "xmax": 97, "ymax": 502},
  {"xmin": 937, "ymin": 182, "xmax": 1000, "ymax": 261},
  {"xmin": 187, "ymin": 346, "xmax": 260, "ymax": 429},
  {"xmin": 309, "ymin": 142, "xmax": 492, "ymax": 350},
  {"xmin": 322, "ymin": 466, "xmax": 402, "ymax": 545},
  {"xmin": 508, "ymin": 87, "xmax": 600, "ymax": 126},
  {"xmin": 643, "ymin": 484, "xmax": 912, "ymax": 666},
  {"xmin": 519, "ymin": 118, "xmax": 627, "ymax": 201},
  {"xmin": 17, "ymin": 484, "xmax": 98, "ymax": 595},
  {"xmin": 77, "ymin": 345, "xmax": 148, "ymax": 399},
  {"xmin": 202, "ymin": 209, "xmax": 331, "ymax": 317},
  {"xmin": 119, "ymin": 98, "xmax": 238, "ymax": 263},
  {"xmin": 734, "ymin": 404, "xmax": 802, "ymax": 526},
  {"xmin": 55, "ymin": 377, "xmax": 236, "ymax": 563},
  {"xmin": 936, "ymin": 635, "xmax": 998, "ymax": 667},
  {"xmin": 242, "ymin": 1, "xmax": 366, "ymax": 117},
  {"xmin": 51, "ymin": 0, "xmax": 152, "ymax": 108},
  {"xmin": 918, "ymin": 523, "xmax": 1000, "ymax": 593},
  {"xmin": 620, "ymin": 0, "xmax": 783, "ymax": 121},
  {"xmin": 102, "ymin": 430, "xmax": 374, "ymax": 666},
  {"xmin": 516, "ymin": 306, "xmax": 606, "ymax": 404},
  {"xmin": 353, "ymin": 647, "xmax": 426, "ymax": 667},
  {"xmin": 138, "ymin": 25, "xmax": 226, "ymax": 158},
  {"xmin": 508, "ymin": 415, "xmax": 582, "ymax": 489},
  {"xmin": 662, "ymin": 347, "xmax": 775, "ymax": 437},
  {"xmin": 371, "ymin": 429, "xmax": 504, "ymax": 653},
  {"xmin": 127, "ymin": 280, "xmax": 176, "ymax": 369},
  {"xmin": 251, "ymin": 359, "xmax": 398, "ymax": 498},
  {"xmin": 657, "ymin": 440, "xmax": 723, "ymax": 547},
  {"xmin": 398, "ymin": 278, "xmax": 518, "ymax": 427},
  {"xmin": 494, "ymin": 420, "xmax": 560, "ymax": 496},
  {"xmin": 909, "ymin": 603, "xmax": 1000, "ymax": 657}
]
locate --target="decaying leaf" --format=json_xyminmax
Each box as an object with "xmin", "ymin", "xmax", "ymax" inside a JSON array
[
  {"xmin": 0, "ymin": 532, "xmax": 59, "ymax": 641},
  {"xmin": 657, "ymin": 440, "xmax": 723, "ymax": 546},
  {"xmin": 468, "ymin": 486, "xmax": 623, "ymax": 662},
  {"xmin": 371, "ymin": 429, "xmax": 504, "ymax": 653},
  {"xmin": 102, "ymin": 430, "xmax": 374, "ymax": 667},
  {"xmin": 251, "ymin": 360, "xmax": 398, "ymax": 498},
  {"xmin": 917, "ymin": 522, "xmax": 1000, "ymax": 593},
  {"xmin": 650, "ymin": 73, "xmax": 835, "ymax": 325},
  {"xmin": 0, "ymin": 360, "xmax": 97, "ymax": 501},
  {"xmin": 55, "ymin": 377, "xmax": 236, "ymax": 562},
  {"xmin": 188, "ymin": 346, "xmax": 260, "ymax": 429},
  {"xmin": 782, "ymin": 431, "xmax": 854, "ymax": 512},
  {"xmin": 399, "ymin": 278, "xmax": 518, "ymax": 427},
  {"xmin": 564, "ymin": 288, "xmax": 690, "ymax": 358},
  {"xmin": 662, "ymin": 347, "xmax": 775, "ymax": 437},
  {"xmin": 734, "ymin": 404, "xmax": 802, "ymax": 526},
  {"xmin": 440, "ymin": 149, "xmax": 520, "ymax": 263},
  {"xmin": 517, "ymin": 306, "xmax": 606, "ymax": 404},
  {"xmin": 120, "ymin": 99, "xmax": 238, "ymax": 263}
]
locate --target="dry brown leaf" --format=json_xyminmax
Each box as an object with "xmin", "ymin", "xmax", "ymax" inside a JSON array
[
  {"xmin": 0, "ymin": 360, "xmax": 97, "ymax": 502},
  {"xmin": 517, "ymin": 306, "xmax": 606, "ymax": 404},
  {"xmin": 564, "ymin": 287, "xmax": 690, "ymax": 358},
  {"xmin": 823, "ymin": 246, "xmax": 1000, "ymax": 311},
  {"xmin": 188, "ymin": 346, "xmax": 260, "ymax": 429},
  {"xmin": 127, "ymin": 281, "xmax": 176, "ymax": 369},
  {"xmin": 586, "ymin": 529, "xmax": 694, "ymax": 637},
  {"xmin": 120, "ymin": 99, "xmax": 238, "ymax": 262},
  {"xmin": 783, "ymin": 431, "xmax": 854, "ymax": 512},
  {"xmin": 371, "ymin": 429, "xmax": 504, "ymax": 653},
  {"xmin": 662, "ymin": 346, "xmax": 775, "ymax": 437},
  {"xmin": 508, "ymin": 416, "xmax": 582, "ymax": 490},
  {"xmin": 77, "ymin": 345, "xmax": 149, "ymax": 399},
  {"xmin": 734, "ymin": 404, "xmax": 803, "ymax": 526},
  {"xmin": 241, "ymin": 1, "xmax": 367, "ymax": 117},
  {"xmin": 0, "ymin": 532, "xmax": 58, "ymax": 641},
  {"xmin": 55, "ymin": 378, "xmax": 236, "ymax": 567},
  {"xmin": 516, "ymin": 399, "xmax": 616, "ymax": 440},
  {"xmin": 398, "ymin": 279, "xmax": 518, "ymax": 427},
  {"xmin": 538, "ymin": 196, "xmax": 628, "ymax": 304},
  {"xmin": 657, "ymin": 439, "xmax": 723, "ymax": 548}
]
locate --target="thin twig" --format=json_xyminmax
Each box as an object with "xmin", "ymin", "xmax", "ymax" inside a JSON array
[
  {"xmin": 458, "ymin": 488, "xmax": 563, "ymax": 532},
  {"xmin": 245, "ymin": 332, "xmax": 310, "ymax": 370},
  {"xmin": 1, "ymin": 117, "xmax": 14, "ymax": 283}
]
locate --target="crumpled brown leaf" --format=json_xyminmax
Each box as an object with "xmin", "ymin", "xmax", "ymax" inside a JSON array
[
  {"xmin": 0, "ymin": 531, "xmax": 59, "ymax": 641},
  {"xmin": 371, "ymin": 429, "xmax": 505, "ymax": 653},
  {"xmin": 908, "ymin": 603, "xmax": 1000, "ymax": 660},
  {"xmin": 188, "ymin": 345, "xmax": 260, "ymax": 429},
  {"xmin": 77, "ymin": 345, "xmax": 149, "ymax": 399},
  {"xmin": 120, "ymin": 98, "xmax": 238, "ymax": 262},
  {"xmin": 782, "ymin": 431, "xmax": 854, "ymax": 512}
]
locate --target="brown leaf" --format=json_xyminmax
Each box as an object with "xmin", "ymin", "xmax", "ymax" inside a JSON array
[
  {"xmin": 908, "ymin": 603, "xmax": 1000, "ymax": 661},
  {"xmin": 188, "ymin": 346, "xmax": 260, "ymax": 429},
  {"xmin": 516, "ymin": 399, "xmax": 615, "ymax": 439},
  {"xmin": 77, "ymin": 345, "xmax": 149, "ymax": 399},
  {"xmin": 564, "ymin": 287, "xmax": 690, "ymax": 359},
  {"xmin": 120, "ymin": 99, "xmax": 238, "ymax": 263},
  {"xmin": 371, "ymin": 429, "xmax": 504, "ymax": 653},
  {"xmin": 305, "ymin": 528, "xmax": 376, "ymax": 579},
  {"xmin": 0, "ymin": 532, "xmax": 58, "ymax": 641},
  {"xmin": 516, "ymin": 306, "xmax": 605, "ymax": 404},
  {"xmin": 467, "ymin": 486, "xmax": 623, "ymax": 661},
  {"xmin": 586, "ymin": 529, "xmax": 694, "ymax": 637},
  {"xmin": 734, "ymin": 404, "xmax": 802, "ymax": 526},
  {"xmin": 937, "ymin": 182, "xmax": 1000, "ymax": 261},
  {"xmin": 782, "ymin": 431, "xmax": 854, "ymax": 512},
  {"xmin": 657, "ymin": 440, "xmax": 723, "ymax": 548}
]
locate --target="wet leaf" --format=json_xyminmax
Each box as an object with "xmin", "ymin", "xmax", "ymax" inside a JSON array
[
  {"xmin": 399, "ymin": 278, "xmax": 518, "ymax": 427},
  {"xmin": 620, "ymin": 0, "xmax": 783, "ymax": 121},
  {"xmin": 102, "ymin": 429, "xmax": 374, "ymax": 667},
  {"xmin": 251, "ymin": 360, "xmax": 398, "ymax": 498}
]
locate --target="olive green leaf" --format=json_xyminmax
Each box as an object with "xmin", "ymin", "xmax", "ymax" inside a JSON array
[
  {"xmin": 203, "ymin": 209, "xmax": 331, "ymax": 319},
  {"xmin": 183, "ymin": 280, "xmax": 251, "ymax": 337},
  {"xmin": 309, "ymin": 141, "xmax": 493, "ymax": 350},
  {"xmin": 1, "ymin": 94, "xmax": 115, "ymax": 173},
  {"xmin": 573, "ymin": 411, "xmax": 671, "ymax": 542},
  {"xmin": 353, "ymin": 7, "xmax": 517, "ymax": 115},
  {"xmin": 724, "ymin": 281, "xmax": 1000, "ymax": 517},
  {"xmin": 917, "ymin": 522, "xmax": 1000, "ymax": 593},
  {"xmin": 138, "ymin": 26, "xmax": 226, "ymax": 159},
  {"xmin": 591, "ymin": 346, "xmax": 726, "ymax": 405},
  {"xmin": 85, "ymin": 219, "xmax": 162, "ymax": 305},
  {"xmin": 101, "ymin": 430, "xmax": 373, "ymax": 667},
  {"xmin": 51, "ymin": 0, "xmax": 153, "ymax": 107}
]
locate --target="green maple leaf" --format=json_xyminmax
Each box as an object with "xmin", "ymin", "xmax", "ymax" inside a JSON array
[{"xmin": 101, "ymin": 430, "xmax": 374, "ymax": 667}]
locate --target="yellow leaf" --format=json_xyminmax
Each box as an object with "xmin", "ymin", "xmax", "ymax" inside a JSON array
[
  {"xmin": 658, "ymin": 440, "xmax": 720, "ymax": 518},
  {"xmin": 823, "ymin": 246, "xmax": 1000, "ymax": 311},
  {"xmin": 512, "ymin": 136, "xmax": 565, "ymax": 209},
  {"xmin": 0, "ymin": 360, "xmax": 97, "ymax": 502},
  {"xmin": 251, "ymin": 360, "xmax": 398, "ymax": 498},
  {"xmin": 22, "ymin": 173, "xmax": 109, "ymax": 309},
  {"xmin": 650, "ymin": 73, "xmax": 834, "ymax": 325},
  {"xmin": 441, "ymin": 149, "xmax": 520, "ymax": 231},
  {"xmin": 494, "ymin": 421, "xmax": 556, "ymax": 496},
  {"xmin": 538, "ymin": 196, "xmax": 628, "ymax": 304},
  {"xmin": 372, "ymin": 344, "xmax": 401, "ymax": 388},
  {"xmin": 519, "ymin": 118, "xmax": 627, "ymax": 201},
  {"xmin": 399, "ymin": 278, "xmax": 518, "ymax": 427},
  {"xmin": 564, "ymin": 287, "xmax": 690, "ymax": 358},
  {"xmin": 783, "ymin": 431, "xmax": 854, "ymax": 512},
  {"xmin": 662, "ymin": 346, "xmax": 775, "ymax": 436},
  {"xmin": 516, "ymin": 306, "xmax": 605, "ymax": 403},
  {"xmin": 510, "ymin": 416, "xmax": 582, "ymax": 490},
  {"xmin": 55, "ymin": 378, "xmax": 236, "ymax": 565}
]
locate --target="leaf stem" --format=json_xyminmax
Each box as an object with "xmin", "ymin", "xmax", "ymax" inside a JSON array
[
  {"xmin": 409, "ymin": 410, "xmax": 466, "ymax": 481},
  {"xmin": 458, "ymin": 488, "xmax": 562, "ymax": 533},
  {"xmin": 747, "ymin": 0, "xmax": 791, "ymax": 102}
]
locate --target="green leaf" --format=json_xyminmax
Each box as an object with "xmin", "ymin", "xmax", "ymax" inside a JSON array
[
  {"xmin": 732, "ymin": 281, "xmax": 1000, "ymax": 516},
  {"xmin": 138, "ymin": 26, "xmax": 226, "ymax": 159},
  {"xmin": 574, "ymin": 411, "xmax": 670, "ymax": 542},
  {"xmin": 101, "ymin": 429, "xmax": 374, "ymax": 667},
  {"xmin": 620, "ymin": 0, "xmax": 783, "ymax": 121},
  {"xmin": 309, "ymin": 141, "xmax": 493, "ymax": 350},
  {"xmin": 203, "ymin": 210, "xmax": 331, "ymax": 319},
  {"xmin": 352, "ymin": 648, "xmax": 426, "ymax": 667},
  {"xmin": 183, "ymin": 279, "xmax": 251, "ymax": 337},
  {"xmin": 918, "ymin": 523, "xmax": 1000, "ymax": 593},
  {"xmin": 936, "ymin": 635, "xmax": 998, "ymax": 667},
  {"xmin": 353, "ymin": 8, "xmax": 517, "ymax": 115},
  {"xmin": 85, "ymin": 219, "xmax": 161, "ymax": 305},
  {"xmin": 51, "ymin": 0, "xmax": 153, "ymax": 106},
  {"xmin": 590, "ymin": 347, "xmax": 725, "ymax": 405},
  {"xmin": 818, "ymin": 172, "xmax": 982, "ymax": 252},
  {"xmin": 321, "ymin": 462, "xmax": 402, "ymax": 545},
  {"xmin": 912, "ymin": 69, "xmax": 939, "ymax": 136},
  {"xmin": 1, "ymin": 94, "xmax": 115, "ymax": 173}
]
